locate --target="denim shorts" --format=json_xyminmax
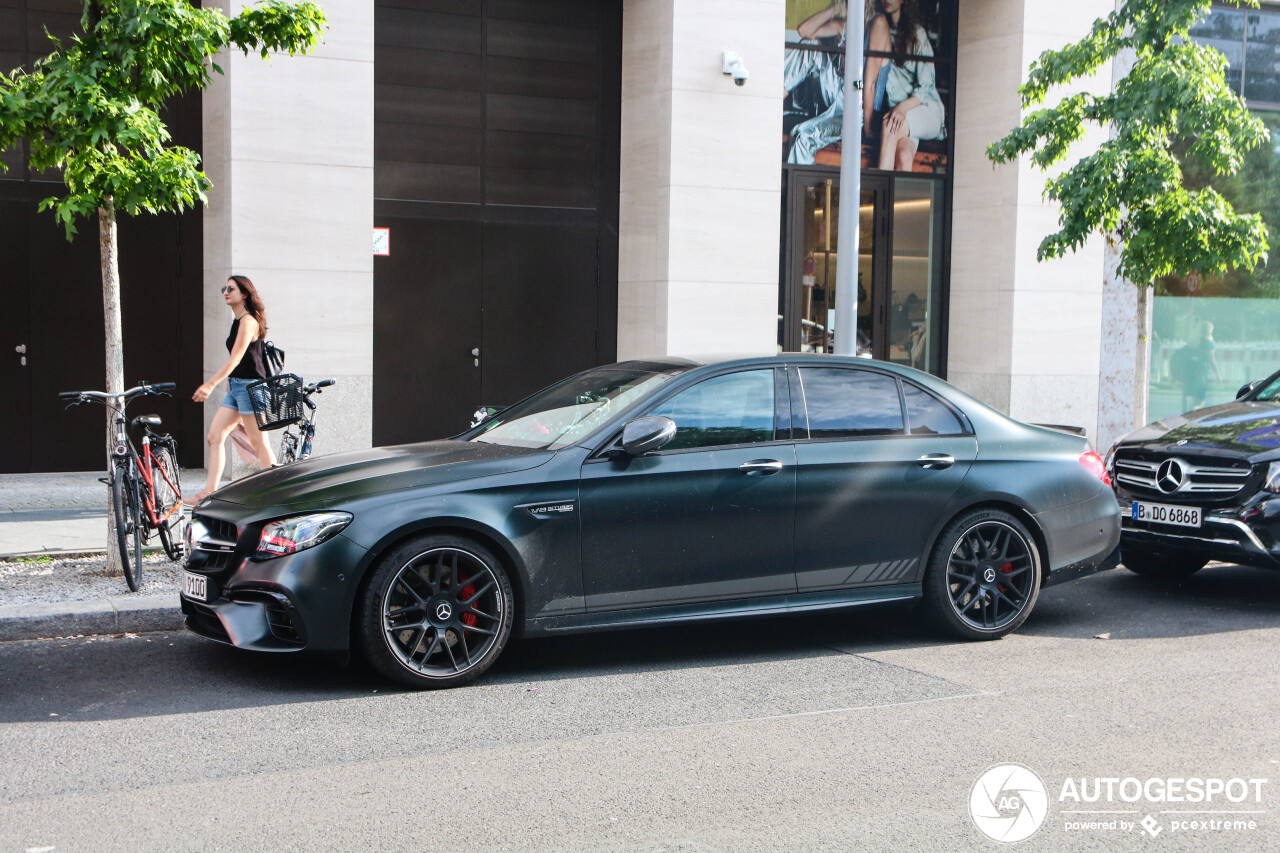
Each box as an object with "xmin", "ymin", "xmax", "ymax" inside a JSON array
[{"xmin": 220, "ymin": 377, "xmax": 257, "ymax": 415}]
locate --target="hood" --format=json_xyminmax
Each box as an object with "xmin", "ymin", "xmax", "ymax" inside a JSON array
[
  {"xmin": 1115, "ymin": 400, "xmax": 1280, "ymax": 459},
  {"xmin": 207, "ymin": 440, "xmax": 554, "ymax": 509}
]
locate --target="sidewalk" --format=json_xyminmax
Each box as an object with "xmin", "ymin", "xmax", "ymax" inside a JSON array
[{"xmin": 0, "ymin": 470, "xmax": 208, "ymax": 641}]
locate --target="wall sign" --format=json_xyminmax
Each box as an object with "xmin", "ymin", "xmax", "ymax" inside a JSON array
[{"xmin": 373, "ymin": 227, "xmax": 390, "ymax": 256}]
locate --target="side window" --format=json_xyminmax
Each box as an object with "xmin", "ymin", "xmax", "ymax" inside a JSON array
[
  {"xmin": 649, "ymin": 370, "xmax": 776, "ymax": 450},
  {"xmin": 902, "ymin": 382, "xmax": 965, "ymax": 436},
  {"xmin": 799, "ymin": 368, "xmax": 904, "ymax": 439}
]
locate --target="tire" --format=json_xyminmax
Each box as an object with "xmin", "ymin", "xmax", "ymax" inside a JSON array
[
  {"xmin": 921, "ymin": 508, "xmax": 1042, "ymax": 640},
  {"xmin": 111, "ymin": 462, "xmax": 144, "ymax": 592},
  {"xmin": 152, "ymin": 442, "xmax": 186, "ymax": 562},
  {"xmin": 357, "ymin": 534, "xmax": 515, "ymax": 689},
  {"xmin": 1121, "ymin": 547, "xmax": 1207, "ymax": 580}
]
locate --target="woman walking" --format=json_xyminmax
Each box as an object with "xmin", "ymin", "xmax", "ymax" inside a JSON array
[{"xmin": 191, "ymin": 275, "xmax": 275, "ymax": 503}]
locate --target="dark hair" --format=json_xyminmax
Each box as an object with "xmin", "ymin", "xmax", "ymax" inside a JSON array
[
  {"xmin": 228, "ymin": 274, "xmax": 268, "ymax": 338},
  {"xmin": 879, "ymin": 0, "xmax": 922, "ymax": 59}
]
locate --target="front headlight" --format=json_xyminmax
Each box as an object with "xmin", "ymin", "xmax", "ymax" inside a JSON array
[
  {"xmin": 254, "ymin": 512, "xmax": 352, "ymax": 560},
  {"xmin": 1263, "ymin": 461, "xmax": 1280, "ymax": 494}
]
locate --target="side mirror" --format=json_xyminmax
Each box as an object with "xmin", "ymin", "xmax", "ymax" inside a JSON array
[
  {"xmin": 620, "ymin": 416, "xmax": 676, "ymax": 456},
  {"xmin": 1237, "ymin": 381, "xmax": 1259, "ymax": 401}
]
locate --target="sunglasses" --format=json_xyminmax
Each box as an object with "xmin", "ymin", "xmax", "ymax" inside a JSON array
[{"xmin": 221, "ymin": 285, "xmax": 239, "ymax": 294}]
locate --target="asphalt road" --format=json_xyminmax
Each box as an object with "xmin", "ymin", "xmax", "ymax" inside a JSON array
[{"xmin": 1, "ymin": 565, "xmax": 1279, "ymax": 852}]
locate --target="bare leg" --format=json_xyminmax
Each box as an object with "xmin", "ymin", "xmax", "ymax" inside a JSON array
[
  {"xmin": 895, "ymin": 136, "xmax": 919, "ymax": 171},
  {"xmin": 197, "ymin": 405, "xmax": 242, "ymax": 501},
  {"xmin": 879, "ymin": 114, "xmax": 907, "ymax": 170},
  {"xmin": 239, "ymin": 414, "xmax": 277, "ymax": 469}
]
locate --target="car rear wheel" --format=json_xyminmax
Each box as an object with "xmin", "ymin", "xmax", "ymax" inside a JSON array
[
  {"xmin": 357, "ymin": 535, "xmax": 514, "ymax": 689},
  {"xmin": 922, "ymin": 508, "xmax": 1042, "ymax": 640},
  {"xmin": 1121, "ymin": 547, "xmax": 1207, "ymax": 580}
]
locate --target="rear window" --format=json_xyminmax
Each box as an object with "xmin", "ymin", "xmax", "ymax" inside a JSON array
[
  {"xmin": 903, "ymin": 382, "xmax": 965, "ymax": 435},
  {"xmin": 799, "ymin": 368, "xmax": 904, "ymax": 439}
]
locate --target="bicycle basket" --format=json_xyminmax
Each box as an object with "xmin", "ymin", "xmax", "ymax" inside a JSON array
[{"xmin": 247, "ymin": 374, "xmax": 305, "ymax": 431}]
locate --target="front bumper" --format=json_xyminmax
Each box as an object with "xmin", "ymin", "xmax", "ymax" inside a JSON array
[
  {"xmin": 182, "ymin": 526, "xmax": 370, "ymax": 653},
  {"xmin": 1119, "ymin": 500, "xmax": 1280, "ymax": 570}
]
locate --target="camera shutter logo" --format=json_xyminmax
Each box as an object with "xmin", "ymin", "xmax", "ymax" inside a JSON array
[{"xmin": 970, "ymin": 764, "xmax": 1049, "ymax": 843}]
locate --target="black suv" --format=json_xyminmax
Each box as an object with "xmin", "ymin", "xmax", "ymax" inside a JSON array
[{"xmin": 1107, "ymin": 369, "xmax": 1280, "ymax": 578}]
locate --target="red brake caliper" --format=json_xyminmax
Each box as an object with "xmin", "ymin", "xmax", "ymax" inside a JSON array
[
  {"xmin": 459, "ymin": 576, "xmax": 477, "ymax": 627},
  {"xmin": 998, "ymin": 561, "xmax": 1013, "ymax": 592}
]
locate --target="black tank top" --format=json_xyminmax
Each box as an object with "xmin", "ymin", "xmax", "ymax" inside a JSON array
[{"xmin": 227, "ymin": 316, "xmax": 268, "ymax": 380}]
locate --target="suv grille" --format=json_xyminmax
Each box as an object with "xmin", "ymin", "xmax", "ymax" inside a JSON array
[{"xmin": 1114, "ymin": 454, "xmax": 1251, "ymax": 498}]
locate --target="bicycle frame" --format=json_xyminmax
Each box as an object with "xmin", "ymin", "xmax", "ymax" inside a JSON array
[{"xmin": 94, "ymin": 387, "xmax": 180, "ymax": 535}]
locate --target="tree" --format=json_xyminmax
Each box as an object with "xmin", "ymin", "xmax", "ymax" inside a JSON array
[
  {"xmin": 987, "ymin": 0, "xmax": 1269, "ymax": 426},
  {"xmin": 0, "ymin": 0, "xmax": 326, "ymax": 573}
]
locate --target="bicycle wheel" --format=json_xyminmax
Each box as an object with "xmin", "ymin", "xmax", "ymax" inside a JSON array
[
  {"xmin": 278, "ymin": 428, "xmax": 298, "ymax": 465},
  {"xmin": 152, "ymin": 442, "xmax": 186, "ymax": 562},
  {"xmin": 111, "ymin": 462, "xmax": 144, "ymax": 591}
]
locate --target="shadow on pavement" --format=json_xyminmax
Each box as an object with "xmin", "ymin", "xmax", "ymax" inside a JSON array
[{"xmin": 3, "ymin": 562, "xmax": 1278, "ymax": 723}]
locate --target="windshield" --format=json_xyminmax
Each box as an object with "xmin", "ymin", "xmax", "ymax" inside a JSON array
[{"xmin": 469, "ymin": 367, "xmax": 679, "ymax": 450}]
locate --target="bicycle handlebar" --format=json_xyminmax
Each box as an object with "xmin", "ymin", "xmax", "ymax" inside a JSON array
[{"xmin": 58, "ymin": 382, "xmax": 176, "ymax": 407}]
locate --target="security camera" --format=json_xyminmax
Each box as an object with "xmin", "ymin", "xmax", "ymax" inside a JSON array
[{"xmin": 723, "ymin": 51, "xmax": 749, "ymax": 86}]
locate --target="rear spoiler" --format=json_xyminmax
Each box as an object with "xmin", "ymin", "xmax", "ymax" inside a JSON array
[{"xmin": 1031, "ymin": 423, "xmax": 1087, "ymax": 437}]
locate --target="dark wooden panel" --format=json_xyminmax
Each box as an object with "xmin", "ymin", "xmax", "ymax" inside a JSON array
[
  {"xmin": 0, "ymin": 200, "xmax": 31, "ymax": 471},
  {"xmin": 376, "ymin": 0, "xmax": 479, "ymax": 15},
  {"xmin": 373, "ymin": 218, "xmax": 483, "ymax": 444},
  {"xmin": 374, "ymin": 160, "xmax": 481, "ymax": 204},
  {"xmin": 487, "ymin": 0, "xmax": 598, "ymax": 27},
  {"xmin": 375, "ymin": 124, "xmax": 481, "ymax": 166},
  {"xmin": 0, "ymin": 8, "xmax": 22, "ymax": 49},
  {"xmin": 376, "ymin": 7, "xmax": 481, "ymax": 52},
  {"xmin": 376, "ymin": 85, "xmax": 482, "ymax": 129},
  {"xmin": 481, "ymin": 222, "xmax": 600, "ymax": 406},
  {"xmin": 486, "ymin": 16, "xmax": 599, "ymax": 63},
  {"xmin": 374, "ymin": 46, "xmax": 482, "ymax": 90},
  {"xmin": 486, "ymin": 92, "xmax": 597, "ymax": 136},
  {"xmin": 487, "ymin": 55, "xmax": 599, "ymax": 99},
  {"xmin": 486, "ymin": 129, "xmax": 594, "ymax": 173}
]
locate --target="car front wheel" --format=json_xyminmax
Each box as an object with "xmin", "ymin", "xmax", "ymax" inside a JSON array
[
  {"xmin": 922, "ymin": 508, "xmax": 1042, "ymax": 640},
  {"xmin": 358, "ymin": 534, "xmax": 514, "ymax": 689},
  {"xmin": 1121, "ymin": 547, "xmax": 1207, "ymax": 580}
]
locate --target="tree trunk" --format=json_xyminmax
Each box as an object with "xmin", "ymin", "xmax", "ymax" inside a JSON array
[{"xmin": 100, "ymin": 197, "xmax": 125, "ymax": 576}]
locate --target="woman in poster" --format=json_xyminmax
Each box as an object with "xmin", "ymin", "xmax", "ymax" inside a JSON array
[
  {"xmin": 865, "ymin": 0, "xmax": 946, "ymax": 170},
  {"xmin": 783, "ymin": 1, "xmax": 850, "ymax": 165}
]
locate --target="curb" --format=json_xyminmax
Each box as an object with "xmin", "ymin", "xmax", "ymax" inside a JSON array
[{"xmin": 0, "ymin": 594, "xmax": 185, "ymax": 642}]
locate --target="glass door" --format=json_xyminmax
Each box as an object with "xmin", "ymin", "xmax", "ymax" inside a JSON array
[{"xmin": 783, "ymin": 173, "xmax": 888, "ymax": 356}]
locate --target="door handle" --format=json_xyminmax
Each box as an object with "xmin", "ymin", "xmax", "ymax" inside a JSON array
[
  {"xmin": 471, "ymin": 347, "xmax": 480, "ymax": 367},
  {"xmin": 917, "ymin": 453, "xmax": 954, "ymax": 469},
  {"xmin": 15, "ymin": 344, "xmax": 25, "ymax": 366},
  {"xmin": 739, "ymin": 459, "xmax": 783, "ymax": 476}
]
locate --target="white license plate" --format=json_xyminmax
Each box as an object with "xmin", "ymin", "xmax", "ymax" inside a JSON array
[
  {"xmin": 1132, "ymin": 501, "xmax": 1202, "ymax": 528},
  {"xmin": 182, "ymin": 570, "xmax": 208, "ymax": 602}
]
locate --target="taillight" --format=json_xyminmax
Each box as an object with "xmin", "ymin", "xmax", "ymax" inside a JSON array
[{"xmin": 1079, "ymin": 450, "xmax": 1111, "ymax": 487}]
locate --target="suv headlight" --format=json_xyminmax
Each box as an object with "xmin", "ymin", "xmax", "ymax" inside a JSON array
[
  {"xmin": 254, "ymin": 512, "xmax": 352, "ymax": 559},
  {"xmin": 1264, "ymin": 461, "xmax": 1280, "ymax": 494}
]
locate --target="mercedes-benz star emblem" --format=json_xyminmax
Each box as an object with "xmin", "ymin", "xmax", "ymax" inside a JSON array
[
  {"xmin": 435, "ymin": 602, "xmax": 453, "ymax": 621},
  {"xmin": 1156, "ymin": 458, "xmax": 1185, "ymax": 494},
  {"xmin": 983, "ymin": 567, "xmax": 997, "ymax": 583}
]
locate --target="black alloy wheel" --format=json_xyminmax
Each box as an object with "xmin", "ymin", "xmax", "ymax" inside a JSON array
[
  {"xmin": 1121, "ymin": 547, "xmax": 1207, "ymax": 580},
  {"xmin": 923, "ymin": 508, "xmax": 1042, "ymax": 640},
  {"xmin": 358, "ymin": 535, "xmax": 514, "ymax": 689},
  {"xmin": 111, "ymin": 462, "xmax": 144, "ymax": 592},
  {"xmin": 153, "ymin": 442, "xmax": 186, "ymax": 562}
]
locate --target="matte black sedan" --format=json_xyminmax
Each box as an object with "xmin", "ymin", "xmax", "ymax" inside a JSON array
[
  {"xmin": 1108, "ymin": 367, "xmax": 1280, "ymax": 578},
  {"xmin": 182, "ymin": 355, "xmax": 1120, "ymax": 689}
]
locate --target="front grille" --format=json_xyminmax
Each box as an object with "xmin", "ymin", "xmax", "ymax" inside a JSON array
[
  {"xmin": 1114, "ymin": 453, "xmax": 1251, "ymax": 499},
  {"xmin": 187, "ymin": 513, "xmax": 240, "ymax": 572}
]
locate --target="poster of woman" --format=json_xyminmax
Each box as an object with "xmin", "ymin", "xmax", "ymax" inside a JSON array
[{"xmin": 783, "ymin": 0, "xmax": 950, "ymax": 172}]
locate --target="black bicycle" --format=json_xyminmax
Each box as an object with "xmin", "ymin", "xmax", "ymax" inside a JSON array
[
  {"xmin": 60, "ymin": 382, "xmax": 185, "ymax": 591},
  {"xmin": 277, "ymin": 378, "xmax": 336, "ymax": 464}
]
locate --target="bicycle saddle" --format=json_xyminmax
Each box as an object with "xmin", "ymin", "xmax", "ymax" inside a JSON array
[{"xmin": 132, "ymin": 415, "xmax": 162, "ymax": 429}]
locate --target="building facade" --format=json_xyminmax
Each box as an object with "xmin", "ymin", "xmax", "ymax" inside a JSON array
[{"xmin": 7, "ymin": 0, "xmax": 1276, "ymax": 473}]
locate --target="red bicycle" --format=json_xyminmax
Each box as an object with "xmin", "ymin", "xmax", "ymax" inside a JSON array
[{"xmin": 60, "ymin": 382, "xmax": 186, "ymax": 591}]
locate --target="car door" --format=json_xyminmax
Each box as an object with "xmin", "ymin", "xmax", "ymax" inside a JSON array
[
  {"xmin": 791, "ymin": 366, "xmax": 977, "ymax": 591},
  {"xmin": 579, "ymin": 367, "xmax": 797, "ymax": 612}
]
